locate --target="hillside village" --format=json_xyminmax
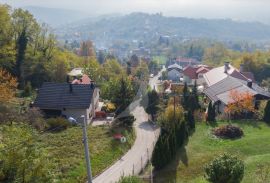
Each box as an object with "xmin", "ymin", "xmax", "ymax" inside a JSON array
[{"xmin": 1, "ymin": 3, "xmax": 270, "ymax": 183}]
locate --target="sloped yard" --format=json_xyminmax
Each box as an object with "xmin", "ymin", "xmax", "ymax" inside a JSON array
[{"xmin": 154, "ymin": 121, "xmax": 270, "ymax": 183}]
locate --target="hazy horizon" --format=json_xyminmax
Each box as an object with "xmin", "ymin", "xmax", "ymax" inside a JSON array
[{"xmin": 1, "ymin": 0, "xmax": 270, "ymax": 24}]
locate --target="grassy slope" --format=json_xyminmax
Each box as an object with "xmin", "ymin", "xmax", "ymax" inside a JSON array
[
  {"xmin": 2, "ymin": 125, "xmax": 134, "ymax": 183},
  {"xmin": 154, "ymin": 121, "xmax": 270, "ymax": 183}
]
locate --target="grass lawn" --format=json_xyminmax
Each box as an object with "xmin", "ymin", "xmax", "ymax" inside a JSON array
[
  {"xmin": 153, "ymin": 56, "xmax": 167, "ymax": 65},
  {"xmin": 1, "ymin": 125, "xmax": 135, "ymax": 183},
  {"xmin": 154, "ymin": 121, "xmax": 270, "ymax": 183}
]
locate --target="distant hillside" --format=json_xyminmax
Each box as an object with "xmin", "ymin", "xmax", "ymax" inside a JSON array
[
  {"xmin": 23, "ymin": 6, "xmax": 91, "ymax": 27},
  {"xmin": 56, "ymin": 13, "xmax": 270, "ymax": 45}
]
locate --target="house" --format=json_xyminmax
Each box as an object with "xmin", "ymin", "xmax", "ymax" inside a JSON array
[
  {"xmin": 34, "ymin": 82, "xmax": 99, "ymax": 124},
  {"xmin": 183, "ymin": 65, "xmax": 212, "ymax": 85},
  {"xmin": 203, "ymin": 62, "xmax": 255, "ymax": 87},
  {"xmin": 203, "ymin": 76, "xmax": 270, "ymax": 113},
  {"xmin": 167, "ymin": 63, "xmax": 183, "ymax": 82}
]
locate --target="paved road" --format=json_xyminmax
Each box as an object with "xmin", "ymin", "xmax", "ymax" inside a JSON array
[
  {"xmin": 149, "ymin": 66, "xmax": 166, "ymax": 92},
  {"xmin": 93, "ymin": 73, "xmax": 163, "ymax": 183}
]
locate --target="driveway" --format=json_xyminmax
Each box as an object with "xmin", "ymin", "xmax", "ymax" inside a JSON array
[{"xmin": 93, "ymin": 70, "xmax": 163, "ymax": 183}]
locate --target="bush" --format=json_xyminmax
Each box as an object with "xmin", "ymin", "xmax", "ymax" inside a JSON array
[
  {"xmin": 22, "ymin": 81, "xmax": 32, "ymax": 97},
  {"xmin": 118, "ymin": 176, "xmax": 142, "ymax": 183},
  {"xmin": 213, "ymin": 124, "xmax": 243, "ymax": 139},
  {"xmin": 204, "ymin": 154, "xmax": 244, "ymax": 183},
  {"xmin": 101, "ymin": 102, "xmax": 116, "ymax": 113},
  {"xmin": 115, "ymin": 115, "xmax": 136, "ymax": 127},
  {"xmin": 25, "ymin": 108, "xmax": 47, "ymax": 131},
  {"xmin": 46, "ymin": 117, "xmax": 71, "ymax": 132}
]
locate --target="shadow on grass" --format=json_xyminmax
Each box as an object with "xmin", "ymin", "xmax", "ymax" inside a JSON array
[
  {"xmin": 153, "ymin": 147, "xmax": 189, "ymax": 183},
  {"xmin": 226, "ymin": 120, "xmax": 262, "ymax": 129}
]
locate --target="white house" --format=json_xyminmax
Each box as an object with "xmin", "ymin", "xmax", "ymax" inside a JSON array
[
  {"xmin": 167, "ymin": 63, "xmax": 183, "ymax": 82},
  {"xmin": 34, "ymin": 82, "xmax": 99, "ymax": 124}
]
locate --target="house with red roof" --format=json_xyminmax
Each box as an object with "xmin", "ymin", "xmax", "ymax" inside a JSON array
[{"xmin": 183, "ymin": 65, "xmax": 212, "ymax": 85}]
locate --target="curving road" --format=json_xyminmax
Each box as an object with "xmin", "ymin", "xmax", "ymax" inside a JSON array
[{"xmin": 92, "ymin": 73, "xmax": 162, "ymax": 183}]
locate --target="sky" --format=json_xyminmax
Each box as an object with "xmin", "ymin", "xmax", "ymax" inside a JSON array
[{"xmin": 1, "ymin": 0, "xmax": 270, "ymax": 24}]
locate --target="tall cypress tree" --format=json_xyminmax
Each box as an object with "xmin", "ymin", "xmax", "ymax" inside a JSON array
[
  {"xmin": 187, "ymin": 110, "xmax": 195, "ymax": 129},
  {"xmin": 145, "ymin": 89, "xmax": 159, "ymax": 121},
  {"xmin": 192, "ymin": 80, "xmax": 200, "ymax": 110},
  {"xmin": 182, "ymin": 82, "xmax": 189, "ymax": 110},
  {"xmin": 16, "ymin": 29, "xmax": 28, "ymax": 89},
  {"xmin": 206, "ymin": 101, "xmax": 216, "ymax": 122},
  {"xmin": 263, "ymin": 100, "xmax": 270, "ymax": 124}
]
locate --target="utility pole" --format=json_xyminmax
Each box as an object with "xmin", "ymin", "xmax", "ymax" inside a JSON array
[{"xmin": 82, "ymin": 116, "xmax": 93, "ymax": 183}]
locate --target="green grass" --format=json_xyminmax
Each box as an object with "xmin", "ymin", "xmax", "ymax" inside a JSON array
[
  {"xmin": 153, "ymin": 56, "xmax": 167, "ymax": 65},
  {"xmin": 2, "ymin": 125, "xmax": 135, "ymax": 183},
  {"xmin": 154, "ymin": 121, "xmax": 270, "ymax": 183}
]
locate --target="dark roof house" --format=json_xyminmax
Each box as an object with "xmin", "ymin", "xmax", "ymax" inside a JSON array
[{"xmin": 34, "ymin": 82, "xmax": 99, "ymax": 123}]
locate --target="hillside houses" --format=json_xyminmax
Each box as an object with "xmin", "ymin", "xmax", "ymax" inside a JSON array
[{"xmin": 203, "ymin": 62, "xmax": 270, "ymax": 113}]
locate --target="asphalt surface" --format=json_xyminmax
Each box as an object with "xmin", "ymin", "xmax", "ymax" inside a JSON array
[{"xmin": 92, "ymin": 72, "xmax": 162, "ymax": 183}]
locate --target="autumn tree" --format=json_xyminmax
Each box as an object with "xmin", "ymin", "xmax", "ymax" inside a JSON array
[
  {"xmin": 225, "ymin": 90, "xmax": 255, "ymax": 119},
  {"xmin": 0, "ymin": 69, "xmax": 17, "ymax": 103}
]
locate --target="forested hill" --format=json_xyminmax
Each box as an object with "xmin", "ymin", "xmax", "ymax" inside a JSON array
[{"xmin": 56, "ymin": 13, "xmax": 270, "ymax": 44}]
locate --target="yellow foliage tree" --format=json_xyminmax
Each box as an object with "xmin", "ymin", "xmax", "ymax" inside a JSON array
[
  {"xmin": 0, "ymin": 68, "xmax": 17, "ymax": 103},
  {"xmin": 225, "ymin": 90, "xmax": 255, "ymax": 117}
]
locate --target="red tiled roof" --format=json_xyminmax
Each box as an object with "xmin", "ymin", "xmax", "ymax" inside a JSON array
[
  {"xmin": 183, "ymin": 65, "xmax": 211, "ymax": 79},
  {"xmin": 72, "ymin": 74, "xmax": 91, "ymax": 84},
  {"xmin": 183, "ymin": 65, "xmax": 197, "ymax": 79}
]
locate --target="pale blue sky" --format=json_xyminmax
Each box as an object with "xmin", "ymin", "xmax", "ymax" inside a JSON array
[{"xmin": 1, "ymin": 0, "xmax": 269, "ymax": 23}]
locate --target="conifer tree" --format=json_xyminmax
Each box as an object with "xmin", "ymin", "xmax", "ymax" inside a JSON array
[
  {"xmin": 263, "ymin": 100, "xmax": 270, "ymax": 124},
  {"xmin": 182, "ymin": 82, "xmax": 189, "ymax": 109},
  {"xmin": 206, "ymin": 101, "xmax": 216, "ymax": 122}
]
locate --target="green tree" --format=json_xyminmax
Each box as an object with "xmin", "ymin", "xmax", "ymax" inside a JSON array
[
  {"xmin": 182, "ymin": 82, "xmax": 189, "ymax": 109},
  {"xmin": 204, "ymin": 154, "xmax": 244, "ymax": 183},
  {"xmin": 206, "ymin": 101, "xmax": 216, "ymax": 122},
  {"xmin": 0, "ymin": 126, "xmax": 52, "ymax": 182},
  {"xmin": 186, "ymin": 110, "xmax": 195, "ymax": 130},
  {"xmin": 145, "ymin": 89, "xmax": 159, "ymax": 121},
  {"xmin": 12, "ymin": 8, "xmax": 39, "ymax": 89},
  {"xmin": 263, "ymin": 100, "xmax": 270, "ymax": 124}
]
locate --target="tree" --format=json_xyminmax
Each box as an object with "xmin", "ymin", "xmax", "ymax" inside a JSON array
[
  {"xmin": 130, "ymin": 54, "xmax": 140, "ymax": 67},
  {"xmin": 0, "ymin": 126, "xmax": 52, "ymax": 182},
  {"xmin": 114, "ymin": 77, "xmax": 135, "ymax": 115},
  {"xmin": 182, "ymin": 82, "xmax": 189, "ymax": 109},
  {"xmin": 145, "ymin": 89, "xmax": 159, "ymax": 121},
  {"xmin": 206, "ymin": 101, "xmax": 216, "ymax": 122},
  {"xmin": 225, "ymin": 90, "xmax": 255, "ymax": 119},
  {"xmin": 191, "ymin": 80, "xmax": 200, "ymax": 110},
  {"xmin": 204, "ymin": 154, "xmax": 244, "ymax": 183},
  {"xmin": 97, "ymin": 50, "xmax": 106, "ymax": 64},
  {"xmin": 186, "ymin": 110, "xmax": 195, "ymax": 129},
  {"xmin": 12, "ymin": 8, "xmax": 39, "ymax": 89},
  {"xmin": 0, "ymin": 69, "xmax": 17, "ymax": 103},
  {"xmin": 263, "ymin": 100, "xmax": 270, "ymax": 124}
]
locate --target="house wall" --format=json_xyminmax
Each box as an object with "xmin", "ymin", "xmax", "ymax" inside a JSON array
[
  {"xmin": 168, "ymin": 69, "xmax": 182, "ymax": 81},
  {"xmin": 62, "ymin": 108, "xmax": 91, "ymax": 124}
]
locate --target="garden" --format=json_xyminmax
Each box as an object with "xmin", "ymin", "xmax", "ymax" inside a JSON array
[{"xmin": 153, "ymin": 120, "xmax": 270, "ymax": 183}]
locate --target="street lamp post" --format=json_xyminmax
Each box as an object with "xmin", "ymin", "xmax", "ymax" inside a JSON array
[{"xmin": 68, "ymin": 115, "xmax": 93, "ymax": 183}]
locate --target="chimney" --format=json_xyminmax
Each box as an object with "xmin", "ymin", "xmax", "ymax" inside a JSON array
[
  {"xmin": 240, "ymin": 64, "xmax": 244, "ymax": 73},
  {"xmin": 69, "ymin": 83, "xmax": 73, "ymax": 93},
  {"xmin": 224, "ymin": 62, "xmax": 230, "ymax": 73},
  {"xmin": 247, "ymin": 79, "xmax": 252, "ymax": 88}
]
